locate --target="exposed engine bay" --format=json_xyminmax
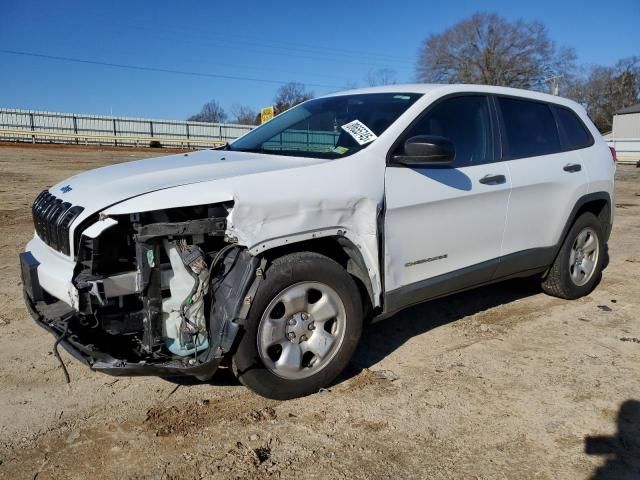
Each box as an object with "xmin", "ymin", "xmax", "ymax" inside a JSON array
[{"xmin": 30, "ymin": 202, "xmax": 265, "ymax": 380}]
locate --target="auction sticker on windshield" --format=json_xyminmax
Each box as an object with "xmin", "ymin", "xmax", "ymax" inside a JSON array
[{"xmin": 341, "ymin": 120, "xmax": 378, "ymax": 145}]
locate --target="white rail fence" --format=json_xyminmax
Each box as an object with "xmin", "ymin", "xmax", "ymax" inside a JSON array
[{"xmin": 0, "ymin": 108, "xmax": 254, "ymax": 148}]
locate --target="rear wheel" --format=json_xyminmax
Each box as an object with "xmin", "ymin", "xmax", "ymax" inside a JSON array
[
  {"xmin": 232, "ymin": 252, "xmax": 362, "ymax": 399},
  {"xmin": 542, "ymin": 212, "xmax": 605, "ymax": 299}
]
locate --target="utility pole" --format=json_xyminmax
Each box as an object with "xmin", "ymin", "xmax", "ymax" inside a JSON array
[{"xmin": 543, "ymin": 75, "xmax": 563, "ymax": 96}]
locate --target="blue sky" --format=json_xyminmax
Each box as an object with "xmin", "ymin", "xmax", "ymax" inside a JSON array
[{"xmin": 1, "ymin": 0, "xmax": 638, "ymax": 120}]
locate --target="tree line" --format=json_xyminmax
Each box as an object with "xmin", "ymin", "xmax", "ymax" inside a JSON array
[
  {"xmin": 188, "ymin": 12, "xmax": 639, "ymax": 133},
  {"xmin": 187, "ymin": 82, "xmax": 313, "ymax": 125}
]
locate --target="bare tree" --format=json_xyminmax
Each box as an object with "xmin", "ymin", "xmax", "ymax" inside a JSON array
[
  {"xmin": 274, "ymin": 82, "xmax": 313, "ymax": 113},
  {"xmin": 187, "ymin": 100, "xmax": 227, "ymax": 123},
  {"xmin": 566, "ymin": 56, "xmax": 640, "ymax": 132},
  {"xmin": 230, "ymin": 104, "xmax": 258, "ymax": 125},
  {"xmin": 366, "ymin": 68, "xmax": 397, "ymax": 86},
  {"xmin": 340, "ymin": 81, "xmax": 359, "ymax": 90},
  {"xmin": 416, "ymin": 12, "xmax": 576, "ymax": 92}
]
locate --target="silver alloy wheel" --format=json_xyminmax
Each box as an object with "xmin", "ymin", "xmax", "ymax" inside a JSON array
[
  {"xmin": 257, "ymin": 281, "xmax": 347, "ymax": 380},
  {"xmin": 569, "ymin": 227, "xmax": 600, "ymax": 286}
]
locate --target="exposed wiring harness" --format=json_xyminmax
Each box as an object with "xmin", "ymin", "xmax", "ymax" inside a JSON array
[
  {"xmin": 173, "ymin": 240, "xmax": 237, "ymax": 360},
  {"xmin": 53, "ymin": 320, "xmax": 71, "ymax": 384},
  {"xmin": 176, "ymin": 239, "xmax": 207, "ymax": 353}
]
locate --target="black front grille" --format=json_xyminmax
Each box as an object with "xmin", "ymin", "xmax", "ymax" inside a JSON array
[{"xmin": 32, "ymin": 190, "xmax": 84, "ymax": 256}]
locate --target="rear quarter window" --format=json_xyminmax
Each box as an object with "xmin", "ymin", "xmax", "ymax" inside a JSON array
[
  {"xmin": 553, "ymin": 106, "xmax": 594, "ymax": 150},
  {"xmin": 497, "ymin": 97, "xmax": 561, "ymax": 160}
]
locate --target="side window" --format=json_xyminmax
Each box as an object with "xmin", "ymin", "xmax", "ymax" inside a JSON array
[
  {"xmin": 399, "ymin": 96, "xmax": 492, "ymax": 166},
  {"xmin": 497, "ymin": 97, "xmax": 561, "ymax": 159},
  {"xmin": 554, "ymin": 106, "xmax": 593, "ymax": 150}
]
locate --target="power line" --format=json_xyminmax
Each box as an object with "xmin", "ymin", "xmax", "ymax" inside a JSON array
[
  {"xmin": 104, "ymin": 26, "xmax": 415, "ymax": 70},
  {"xmin": 113, "ymin": 22, "xmax": 417, "ymax": 67},
  {"xmin": 0, "ymin": 49, "xmax": 346, "ymax": 89},
  {"xmin": 49, "ymin": 17, "xmax": 416, "ymax": 70},
  {"xmin": 225, "ymin": 34, "xmax": 416, "ymax": 65},
  {"xmin": 61, "ymin": 14, "xmax": 416, "ymax": 66}
]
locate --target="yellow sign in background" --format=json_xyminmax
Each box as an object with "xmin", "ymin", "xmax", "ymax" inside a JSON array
[{"xmin": 260, "ymin": 106, "xmax": 275, "ymax": 124}]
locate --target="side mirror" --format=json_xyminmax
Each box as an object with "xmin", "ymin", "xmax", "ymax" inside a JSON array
[{"xmin": 392, "ymin": 135, "xmax": 455, "ymax": 166}]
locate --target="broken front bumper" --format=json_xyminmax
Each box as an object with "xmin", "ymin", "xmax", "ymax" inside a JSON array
[
  {"xmin": 24, "ymin": 290, "xmax": 223, "ymax": 377},
  {"xmin": 21, "ymin": 245, "xmax": 262, "ymax": 379},
  {"xmin": 21, "ymin": 251, "xmax": 223, "ymax": 378}
]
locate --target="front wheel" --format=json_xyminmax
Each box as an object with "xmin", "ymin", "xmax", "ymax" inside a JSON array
[{"xmin": 232, "ymin": 252, "xmax": 363, "ymax": 399}]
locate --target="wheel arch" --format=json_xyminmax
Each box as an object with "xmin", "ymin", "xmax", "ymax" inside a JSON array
[
  {"xmin": 547, "ymin": 191, "xmax": 612, "ymax": 276},
  {"xmin": 256, "ymin": 235, "xmax": 378, "ymax": 316},
  {"xmin": 563, "ymin": 192, "xmax": 612, "ymax": 243}
]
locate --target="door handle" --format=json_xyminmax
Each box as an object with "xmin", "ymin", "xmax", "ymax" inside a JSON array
[
  {"xmin": 479, "ymin": 174, "xmax": 506, "ymax": 185},
  {"xmin": 563, "ymin": 163, "xmax": 582, "ymax": 172}
]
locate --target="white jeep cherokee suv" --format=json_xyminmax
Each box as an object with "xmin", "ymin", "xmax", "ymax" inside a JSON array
[{"xmin": 21, "ymin": 85, "xmax": 615, "ymax": 399}]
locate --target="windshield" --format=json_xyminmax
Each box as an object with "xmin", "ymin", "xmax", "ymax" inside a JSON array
[{"xmin": 229, "ymin": 93, "xmax": 421, "ymax": 159}]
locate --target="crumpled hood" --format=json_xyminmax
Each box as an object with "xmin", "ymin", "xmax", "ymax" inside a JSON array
[{"xmin": 50, "ymin": 149, "xmax": 326, "ymax": 214}]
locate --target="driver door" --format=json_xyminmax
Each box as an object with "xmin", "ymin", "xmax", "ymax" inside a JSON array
[{"xmin": 383, "ymin": 95, "xmax": 510, "ymax": 306}]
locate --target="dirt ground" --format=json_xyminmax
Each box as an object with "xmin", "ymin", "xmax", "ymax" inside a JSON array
[{"xmin": 0, "ymin": 144, "xmax": 638, "ymax": 480}]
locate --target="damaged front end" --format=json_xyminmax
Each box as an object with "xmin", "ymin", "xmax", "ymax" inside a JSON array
[{"xmin": 24, "ymin": 202, "xmax": 265, "ymax": 380}]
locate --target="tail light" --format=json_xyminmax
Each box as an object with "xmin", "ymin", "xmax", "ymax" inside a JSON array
[{"xmin": 609, "ymin": 146, "xmax": 617, "ymax": 163}]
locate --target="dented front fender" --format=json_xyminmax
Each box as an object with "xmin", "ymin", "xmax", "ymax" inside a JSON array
[{"xmin": 102, "ymin": 151, "xmax": 385, "ymax": 307}]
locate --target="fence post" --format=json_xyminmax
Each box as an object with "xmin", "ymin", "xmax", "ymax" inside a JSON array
[
  {"xmin": 73, "ymin": 115, "xmax": 78, "ymax": 144},
  {"xmin": 29, "ymin": 112, "xmax": 35, "ymax": 144},
  {"xmin": 113, "ymin": 118, "xmax": 117, "ymax": 147}
]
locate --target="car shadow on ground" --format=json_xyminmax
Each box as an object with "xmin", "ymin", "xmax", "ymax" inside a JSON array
[
  {"xmin": 585, "ymin": 399, "xmax": 640, "ymax": 479},
  {"xmin": 165, "ymin": 276, "xmax": 544, "ymax": 390},
  {"xmin": 163, "ymin": 366, "xmax": 239, "ymax": 387},
  {"xmin": 345, "ymin": 276, "xmax": 543, "ymax": 376}
]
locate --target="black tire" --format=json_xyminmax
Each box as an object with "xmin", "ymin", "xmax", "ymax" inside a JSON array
[
  {"xmin": 541, "ymin": 212, "xmax": 605, "ymax": 299},
  {"xmin": 231, "ymin": 251, "xmax": 363, "ymax": 400}
]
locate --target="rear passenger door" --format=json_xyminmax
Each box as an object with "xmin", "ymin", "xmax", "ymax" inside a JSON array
[{"xmin": 496, "ymin": 96, "xmax": 590, "ymax": 275}]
